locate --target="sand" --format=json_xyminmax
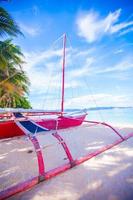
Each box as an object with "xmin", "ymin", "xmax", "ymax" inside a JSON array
[{"xmin": 0, "ymin": 123, "xmax": 133, "ymax": 200}]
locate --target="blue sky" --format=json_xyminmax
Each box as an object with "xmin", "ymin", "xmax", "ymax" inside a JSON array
[{"xmin": 1, "ymin": 0, "xmax": 133, "ymax": 109}]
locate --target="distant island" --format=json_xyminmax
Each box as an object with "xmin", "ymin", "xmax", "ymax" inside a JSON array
[{"xmin": 64, "ymin": 106, "xmax": 133, "ymax": 112}]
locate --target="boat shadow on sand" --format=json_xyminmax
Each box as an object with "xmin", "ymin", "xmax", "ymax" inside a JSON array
[{"xmin": 0, "ymin": 124, "xmax": 133, "ymax": 199}]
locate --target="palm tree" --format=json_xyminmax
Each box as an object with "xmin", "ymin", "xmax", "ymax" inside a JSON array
[
  {"xmin": 0, "ymin": 7, "xmax": 31, "ymax": 108},
  {"xmin": 0, "ymin": 39, "xmax": 24, "ymax": 71},
  {"xmin": 0, "ymin": 40, "xmax": 31, "ymax": 108},
  {"xmin": 0, "ymin": 7, "xmax": 22, "ymax": 37}
]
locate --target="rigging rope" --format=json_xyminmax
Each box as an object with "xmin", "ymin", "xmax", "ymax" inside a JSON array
[
  {"xmin": 84, "ymin": 77, "xmax": 105, "ymax": 122},
  {"xmin": 67, "ymin": 33, "xmax": 105, "ymax": 121},
  {"xmin": 41, "ymin": 34, "xmax": 65, "ymax": 111}
]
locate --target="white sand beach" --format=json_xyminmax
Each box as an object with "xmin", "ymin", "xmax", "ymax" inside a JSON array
[{"xmin": 0, "ymin": 123, "xmax": 133, "ymax": 200}]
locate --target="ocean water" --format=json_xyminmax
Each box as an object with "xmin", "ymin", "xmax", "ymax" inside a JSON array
[
  {"xmin": 0, "ymin": 107, "xmax": 132, "ymax": 127},
  {"xmin": 85, "ymin": 108, "xmax": 133, "ymax": 127}
]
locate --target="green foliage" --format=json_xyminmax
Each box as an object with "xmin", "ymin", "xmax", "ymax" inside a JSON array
[
  {"xmin": 0, "ymin": 95, "xmax": 32, "ymax": 108},
  {"xmin": 0, "ymin": 7, "xmax": 31, "ymax": 108},
  {"xmin": 0, "ymin": 7, "xmax": 22, "ymax": 37},
  {"xmin": 15, "ymin": 96, "xmax": 32, "ymax": 109}
]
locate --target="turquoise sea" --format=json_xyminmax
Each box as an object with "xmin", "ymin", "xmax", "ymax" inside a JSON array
[{"xmin": 85, "ymin": 107, "xmax": 133, "ymax": 127}]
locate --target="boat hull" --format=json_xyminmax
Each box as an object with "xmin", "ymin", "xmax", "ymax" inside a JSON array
[
  {"xmin": 0, "ymin": 120, "xmax": 24, "ymax": 139},
  {"xmin": 0, "ymin": 114, "xmax": 87, "ymax": 139},
  {"xmin": 37, "ymin": 114, "xmax": 87, "ymax": 130}
]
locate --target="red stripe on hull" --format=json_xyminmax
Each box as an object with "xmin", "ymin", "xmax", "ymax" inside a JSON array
[{"xmin": 0, "ymin": 114, "xmax": 86, "ymax": 139}]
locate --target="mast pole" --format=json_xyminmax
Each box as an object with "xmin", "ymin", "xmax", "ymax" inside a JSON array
[{"xmin": 61, "ymin": 33, "xmax": 66, "ymax": 114}]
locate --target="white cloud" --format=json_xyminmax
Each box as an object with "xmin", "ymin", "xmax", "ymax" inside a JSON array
[
  {"xmin": 114, "ymin": 49, "xmax": 124, "ymax": 54},
  {"xmin": 24, "ymin": 48, "xmax": 63, "ymax": 70},
  {"xmin": 65, "ymin": 93, "xmax": 133, "ymax": 109},
  {"xmin": 22, "ymin": 44, "xmax": 133, "ymax": 109},
  {"xmin": 23, "ymin": 50, "xmax": 62, "ymax": 92},
  {"xmin": 95, "ymin": 57, "xmax": 133, "ymax": 74},
  {"xmin": 23, "ymin": 47, "xmax": 85, "ymax": 96},
  {"xmin": 24, "ymin": 45, "xmax": 97, "ymax": 94},
  {"xmin": 110, "ymin": 21, "xmax": 133, "ymax": 33},
  {"xmin": 20, "ymin": 23, "xmax": 41, "ymax": 36},
  {"xmin": 68, "ymin": 57, "xmax": 94, "ymax": 78},
  {"xmin": 23, "ymin": 46, "xmax": 133, "ymax": 96},
  {"xmin": 76, "ymin": 9, "xmax": 133, "ymax": 43},
  {"xmin": 31, "ymin": 92, "xmax": 133, "ymax": 109},
  {"xmin": 119, "ymin": 27, "xmax": 133, "ymax": 36}
]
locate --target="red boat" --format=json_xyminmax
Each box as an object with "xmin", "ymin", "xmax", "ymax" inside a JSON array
[
  {"xmin": 37, "ymin": 113, "xmax": 87, "ymax": 130},
  {"xmin": 0, "ymin": 111, "xmax": 87, "ymax": 139},
  {"xmin": 0, "ymin": 34, "xmax": 87, "ymax": 139}
]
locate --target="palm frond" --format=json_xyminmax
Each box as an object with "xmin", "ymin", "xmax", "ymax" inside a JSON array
[{"xmin": 0, "ymin": 7, "xmax": 23, "ymax": 37}]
